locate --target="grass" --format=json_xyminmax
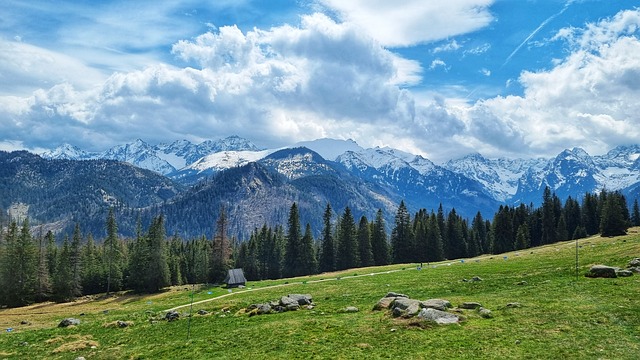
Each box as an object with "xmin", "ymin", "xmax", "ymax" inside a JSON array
[{"xmin": 1, "ymin": 230, "xmax": 639, "ymax": 359}]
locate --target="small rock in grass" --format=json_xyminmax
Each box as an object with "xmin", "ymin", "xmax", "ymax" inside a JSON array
[
  {"xmin": 420, "ymin": 299, "xmax": 452, "ymax": 311},
  {"xmin": 615, "ymin": 269, "xmax": 633, "ymax": 277},
  {"xmin": 58, "ymin": 318, "xmax": 80, "ymax": 328},
  {"xmin": 628, "ymin": 258, "xmax": 640, "ymax": 267},
  {"xmin": 585, "ymin": 265, "xmax": 618, "ymax": 278},
  {"xmin": 197, "ymin": 309, "xmax": 209, "ymax": 315},
  {"xmin": 165, "ymin": 311, "xmax": 180, "ymax": 322},
  {"xmin": 385, "ymin": 292, "xmax": 408, "ymax": 298},
  {"xmin": 417, "ymin": 308, "xmax": 460, "ymax": 325},
  {"xmin": 478, "ymin": 307, "xmax": 493, "ymax": 319},
  {"xmin": 471, "ymin": 276, "xmax": 483, "ymax": 282},
  {"xmin": 459, "ymin": 302, "xmax": 482, "ymax": 310},
  {"xmin": 344, "ymin": 306, "xmax": 359, "ymax": 313},
  {"xmin": 506, "ymin": 302, "xmax": 522, "ymax": 308}
]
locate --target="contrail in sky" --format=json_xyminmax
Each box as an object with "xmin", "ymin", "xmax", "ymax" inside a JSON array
[{"xmin": 502, "ymin": 1, "xmax": 573, "ymax": 67}]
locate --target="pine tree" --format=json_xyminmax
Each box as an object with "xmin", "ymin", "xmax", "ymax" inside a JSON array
[
  {"xmin": 632, "ymin": 198, "xmax": 640, "ymax": 226},
  {"xmin": 425, "ymin": 212, "xmax": 444, "ymax": 262},
  {"xmin": 81, "ymin": 234, "xmax": 103, "ymax": 295},
  {"xmin": 515, "ymin": 223, "xmax": 530, "ymax": 250},
  {"xmin": 581, "ymin": 192, "xmax": 599, "ymax": 235},
  {"xmin": 168, "ymin": 234, "xmax": 184, "ymax": 286},
  {"xmin": 541, "ymin": 187, "xmax": 557, "ymax": 244},
  {"xmin": 300, "ymin": 224, "xmax": 318, "ymax": 275},
  {"xmin": 69, "ymin": 224, "xmax": 83, "ymax": 297},
  {"xmin": 1, "ymin": 221, "xmax": 37, "ymax": 307},
  {"xmin": 445, "ymin": 209, "xmax": 467, "ymax": 259},
  {"xmin": 337, "ymin": 207, "xmax": 359, "ymax": 270},
  {"xmin": 127, "ymin": 217, "xmax": 149, "ymax": 292},
  {"xmin": 556, "ymin": 214, "xmax": 569, "ymax": 242},
  {"xmin": 45, "ymin": 231, "xmax": 57, "ymax": 280},
  {"xmin": 53, "ymin": 236, "xmax": 74, "ymax": 302},
  {"xmin": 34, "ymin": 229, "xmax": 52, "ymax": 302},
  {"xmin": 105, "ymin": 207, "xmax": 123, "ymax": 294},
  {"xmin": 492, "ymin": 205, "xmax": 514, "ymax": 254},
  {"xmin": 471, "ymin": 212, "xmax": 487, "ymax": 255},
  {"xmin": 319, "ymin": 203, "xmax": 336, "ymax": 273},
  {"xmin": 210, "ymin": 205, "xmax": 232, "ymax": 283},
  {"xmin": 412, "ymin": 210, "xmax": 429, "ymax": 262},
  {"xmin": 600, "ymin": 192, "xmax": 629, "ymax": 237},
  {"xmin": 357, "ymin": 215, "xmax": 373, "ymax": 267},
  {"xmin": 391, "ymin": 201, "xmax": 414, "ymax": 263},
  {"xmin": 146, "ymin": 215, "xmax": 170, "ymax": 292},
  {"xmin": 370, "ymin": 209, "xmax": 390, "ymax": 266},
  {"xmin": 284, "ymin": 203, "xmax": 304, "ymax": 277}
]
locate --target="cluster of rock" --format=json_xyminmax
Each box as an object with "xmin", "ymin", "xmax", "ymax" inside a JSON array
[
  {"xmin": 374, "ymin": 292, "xmax": 493, "ymax": 324},
  {"xmin": 58, "ymin": 318, "xmax": 80, "ymax": 328},
  {"xmin": 586, "ymin": 258, "xmax": 640, "ymax": 278},
  {"xmin": 246, "ymin": 294, "xmax": 314, "ymax": 316}
]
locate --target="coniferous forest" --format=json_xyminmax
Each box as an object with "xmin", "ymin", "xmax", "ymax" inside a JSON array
[{"xmin": 0, "ymin": 187, "xmax": 637, "ymax": 308}]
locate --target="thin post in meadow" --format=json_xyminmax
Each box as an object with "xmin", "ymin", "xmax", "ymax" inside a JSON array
[
  {"xmin": 575, "ymin": 237, "xmax": 579, "ymax": 282},
  {"xmin": 187, "ymin": 284, "xmax": 195, "ymax": 340}
]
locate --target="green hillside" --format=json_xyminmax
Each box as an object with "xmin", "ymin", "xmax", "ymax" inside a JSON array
[{"xmin": 1, "ymin": 230, "xmax": 639, "ymax": 359}]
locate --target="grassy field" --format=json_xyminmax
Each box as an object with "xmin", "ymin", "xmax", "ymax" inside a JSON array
[{"xmin": 1, "ymin": 230, "xmax": 639, "ymax": 359}]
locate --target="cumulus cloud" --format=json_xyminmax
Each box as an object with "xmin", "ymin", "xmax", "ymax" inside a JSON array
[
  {"xmin": 317, "ymin": 0, "xmax": 495, "ymax": 47},
  {"xmin": 0, "ymin": 13, "xmax": 424, "ymax": 153},
  {"xmin": 462, "ymin": 9, "xmax": 640, "ymax": 158}
]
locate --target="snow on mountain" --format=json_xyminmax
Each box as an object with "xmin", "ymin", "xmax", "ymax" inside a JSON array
[
  {"xmin": 444, "ymin": 153, "xmax": 547, "ymax": 202},
  {"xmin": 99, "ymin": 139, "xmax": 176, "ymax": 175},
  {"xmin": 593, "ymin": 145, "xmax": 640, "ymax": 191},
  {"xmin": 185, "ymin": 149, "xmax": 274, "ymax": 173},
  {"xmin": 41, "ymin": 144, "xmax": 96, "ymax": 160},
  {"xmin": 260, "ymin": 147, "xmax": 338, "ymax": 180},
  {"xmin": 293, "ymin": 138, "xmax": 363, "ymax": 161}
]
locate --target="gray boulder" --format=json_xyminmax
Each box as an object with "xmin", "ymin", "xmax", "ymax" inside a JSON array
[
  {"xmin": 279, "ymin": 296, "xmax": 298, "ymax": 307},
  {"xmin": 392, "ymin": 298, "xmax": 422, "ymax": 317},
  {"xmin": 385, "ymin": 292, "xmax": 408, "ymax": 298},
  {"xmin": 478, "ymin": 307, "xmax": 493, "ymax": 319},
  {"xmin": 628, "ymin": 258, "xmax": 640, "ymax": 267},
  {"xmin": 165, "ymin": 311, "xmax": 180, "ymax": 322},
  {"xmin": 58, "ymin": 318, "xmax": 80, "ymax": 327},
  {"xmin": 257, "ymin": 303, "xmax": 272, "ymax": 314},
  {"xmin": 420, "ymin": 299, "xmax": 452, "ymax": 311},
  {"xmin": 459, "ymin": 302, "xmax": 482, "ymax": 310},
  {"xmin": 417, "ymin": 308, "xmax": 460, "ymax": 325},
  {"xmin": 585, "ymin": 265, "xmax": 617, "ymax": 278},
  {"xmin": 373, "ymin": 296, "xmax": 396, "ymax": 310},
  {"xmin": 286, "ymin": 304, "xmax": 300, "ymax": 311},
  {"xmin": 197, "ymin": 309, "xmax": 209, "ymax": 315},
  {"xmin": 616, "ymin": 269, "xmax": 634, "ymax": 277},
  {"xmin": 288, "ymin": 294, "xmax": 313, "ymax": 305},
  {"xmin": 344, "ymin": 306, "xmax": 359, "ymax": 313}
]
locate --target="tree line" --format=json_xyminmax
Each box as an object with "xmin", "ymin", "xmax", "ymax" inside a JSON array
[{"xmin": 1, "ymin": 188, "xmax": 638, "ymax": 308}]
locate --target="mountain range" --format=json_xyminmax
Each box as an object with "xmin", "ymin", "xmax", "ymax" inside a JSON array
[{"xmin": 1, "ymin": 136, "xmax": 638, "ymax": 238}]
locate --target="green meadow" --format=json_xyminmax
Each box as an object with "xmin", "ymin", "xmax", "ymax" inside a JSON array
[{"xmin": 1, "ymin": 230, "xmax": 639, "ymax": 359}]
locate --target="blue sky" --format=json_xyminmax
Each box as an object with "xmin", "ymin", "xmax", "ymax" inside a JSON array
[{"xmin": 1, "ymin": 0, "xmax": 639, "ymax": 162}]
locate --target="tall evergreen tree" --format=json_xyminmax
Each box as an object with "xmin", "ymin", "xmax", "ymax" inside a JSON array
[
  {"xmin": 69, "ymin": 224, "xmax": 83, "ymax": 297},
  {"xmin": 370, "ymin": 209, "xmax": 390, "ymax": 266},
  {"xmin": 412, "ymin": 210, "xmax": 429, "ymax": 262},
  {"xmin": 284, "ymin": 203, "xmax": 304, "ymax": 277},
  {"xmin": 582, "ymin": 192, "xmax": 600, "ymax": 235},
  {"xmin": 541, "ymin": 187, "xmax": 557, "ymax": 244},
  {"xmin": 53, "ymin": 236, "xmax": 74, "ymax": 302},
  {"xmin": 45, "ymin": 231, "xmax": 57, "ymax": 279},
  {"xmin": 319, "ymin": 203, "xmax": 336, "ymax": 273},
  {"xmin": 556, "ymin": 214, "xmax": 569, "ymax": 242},
  {"xmin": 81, "ymin": 234, "xmax": 103, "ymax": 295},
  {"xmin": 471, "ymin": 212, "xmax": 488, "ymax": 255},
  {"xmin": 300, "ymin": 224, "xmax": 318, "ymax": 275},
  {"xmin": 105, "ymin": 207, "xmax": 123, "ymax": 294},
  {"xmin": 1, "ymin": 221, "xmax": 37, "ymax": 307},
  {"xmin": 391, "ymin": 201, "xmax": 414, "ymax": 263},
  {"xmin": 34, "ymin": 229, "xmax": 51, "ymax": 302},
  {"xmin": 632, "ymin": 198, "xmax": 640, "ymax": 227},
  {"xmin": 146, "ymin": 215, "xmax": 170, "ymax": 292},
  {"xmin": 337, "ymin": 207, "xmax": 359, "ymax": 270},
  {"xmin": 425, "ymin": 212, "xmax": 444, "ymax": 262},
  {"xmin": 357, "ymin": 215, "xmax": 373, "ymax": 267},
  {"xmin": 210, "ymin": 205, "xmax": 232, "ymax": 283},
  {"xmin": 492, "ymin": 205, "xmax": 514, "ymax": 254},
  {"xmin": 445, "ymin": 209, "xmax": 467, "ymax": 259},
  {"xmin": 515, "ymin": 223, "xmax": 531, "ymax": 250},
  {"xmin": 600, "ymin": 192, "xmax": 629, "ymax": 237}
]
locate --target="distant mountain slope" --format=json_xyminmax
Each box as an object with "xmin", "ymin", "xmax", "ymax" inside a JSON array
[{"xmin": 0, "ymin": 151, "xmax": 182, "ymax": 235}]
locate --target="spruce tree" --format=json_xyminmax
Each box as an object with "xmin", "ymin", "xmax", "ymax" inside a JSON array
[
  {"xmin": 370, "ymin": 209, "xmax": 390, "ymax": 266},
  {"xmin": 632, "ymin": 198, "xmax": 640, "ymax": 226},
  {"xmin": 600, "ymin": 192, "xmax": 628, "ymax": 237},
  {"xmin": 515, "ymin": 223, "xmax": 531, "ymax": 250},
  {"xmin": 426, "ymin": 212, "xmax": 444, "ymax": 262},
  {"xmin": 53, "ymin": 236, "xmax": 74, "ymax": 302},
  {"xmin": 337, "ymin": 207, "xmax": 359, "ymax": 270},
  {"xmin": 541, "ymin": 187, "xmax": 557, "ymax": 244},
  {"xmin": 105, "ymin": 207, "xmax": 123, "ymax": 294},
  {"xmin": 45, "ymin": 231, "xmax": 57, "ymax": 279},
  {"xmin": 34, "ymin": 229, "xmax": 52, "ymax": 302},
  {"xmin": 391, "ymin": 201, "xmax": 414, "ymax": 263},
  {"xmin": 70, "ymin": 224, "xmax": 83, "ymax": 297},
  {"xmin": 556, "ymin": 214, "xmax": 569, "ymax": 242},
  {"xmin": 1, "ymin": 221, "xmax": 37, "ymax": 307},
  {"xmin": 210, "ymin": 205, "xmax": 232, "ymax": 283},
  {"xmin": 357, "ymin": 215, "xmax": 373, "ymax": 267},
  {"xmin": 146, "ymin": 215, "xmax": 170, "ymax": 292},
  {"xmin": 284, "ymin": 203, "xmax": 304, "ymax": 277},
  {"xmin": 492, "ymin": 205, "xmax": 514, "ymax": 254},
  {"xmin": 446, "ymin": 209, "xmax": 467, "ymax": 259},
  {"xmin": 582, "ymin": 192, "xmax": 600, "ymax": 235},
  {"xmin": 81, "ymin": 234, "xmax": 103, "ymax": 295},
  {"xmin": 319, "ymin": 203, "xmax": 336, "ymax": 272},
  {"xmin": 300, "ymin": 223, "xmax": 318, "ymax": 275},
  {"xmin": 412, "ymin": 210, "xmax": 429, "ymax": 262}
]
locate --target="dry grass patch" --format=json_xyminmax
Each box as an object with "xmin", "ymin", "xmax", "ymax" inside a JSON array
[{"xmin": 46, "ymin": 334, "xmax": 99, "ymax": 353}]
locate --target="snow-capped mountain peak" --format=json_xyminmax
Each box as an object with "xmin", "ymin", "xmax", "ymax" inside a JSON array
[
  {"xmin": 293, "ymin": 138, "xmax": 363, "ymax": 161},
  {"xmin": 41, "ymin": 143, "xmax": 95, "ymax": 160}
]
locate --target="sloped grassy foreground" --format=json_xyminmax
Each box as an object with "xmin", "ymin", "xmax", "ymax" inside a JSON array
[{"xmin": 1, "ymin": 231, "xmax": 639, "ymax": 359}]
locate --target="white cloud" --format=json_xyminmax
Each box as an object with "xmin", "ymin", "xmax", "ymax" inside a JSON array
[
  {"xmin": 461, "ymin": 9, "xmax": 640, "ymax": 158},
  {"xmin": 317, "ymin": 0, "xmax": 495, "ymax": 47},
  {"xmin": 433, "ymin": 40, "xmax": 462, "ymax": 53},
  {"xmin": 429, "ymin": 59, "xmax": 449, "ymax": 71},
  {"xmin": 480, "ymin": 68, "xmax": 491, "ymax": 76}
]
